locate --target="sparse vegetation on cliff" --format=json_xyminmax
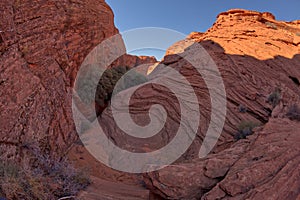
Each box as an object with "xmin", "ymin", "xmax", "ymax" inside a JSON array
[
  {"xmin": 267, "ymin": 88, "xmax": 281, "ymax": 107},
  {"xmin": 265, "ymin": 21, "xmax": 278, "ymax": 30},
  {"xmin": 234, "ymin": 121, "xmax": 260, "ymax": 140},
  {"xmin": 286, "ymin": 104, "xmax": 300, "ymax": 121}
]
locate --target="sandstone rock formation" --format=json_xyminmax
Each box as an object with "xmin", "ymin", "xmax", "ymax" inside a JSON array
[
  {"xmin": 1, "ymin": 2, "xmax": 300, "ymax": 199},
  {"xmin": 142, "ymin": 9, "xmax": 300, "ymax": 199},
  {"xmin": 0, "ymin": 0, "xmax": 156, "ymax": 163},
  {"xmin": 111, "ymin": 54, "xmax": 157, "ymax": 70},
  {"xmin": 75, "ymin": 9, "xmax": 300, "ymax": 199}
]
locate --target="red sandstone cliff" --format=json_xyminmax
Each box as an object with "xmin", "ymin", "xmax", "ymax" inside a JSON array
[{"xmin": 0, "ymin": 0, "xmax": 155, "ymax": 163}]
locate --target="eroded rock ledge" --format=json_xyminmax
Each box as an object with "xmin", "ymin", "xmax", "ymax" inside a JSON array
[{"xmin": 144, "ymin": 119, "xmax": 300, "ymax": 199}]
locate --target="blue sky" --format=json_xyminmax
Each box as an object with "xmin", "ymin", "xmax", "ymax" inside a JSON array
[{"xmin": 106, "ymin": 0, "xmax": 300, "ymax": 60}]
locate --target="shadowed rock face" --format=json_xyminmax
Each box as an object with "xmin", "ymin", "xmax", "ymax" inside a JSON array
[{"xmin": 0, "ymin": 0, "xmax": 155, "ymax": 161}]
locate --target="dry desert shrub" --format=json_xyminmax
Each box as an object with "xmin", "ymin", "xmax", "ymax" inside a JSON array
[{"xmin": 0, "ymin": 145, "xmax": 90, "ymax": 200}]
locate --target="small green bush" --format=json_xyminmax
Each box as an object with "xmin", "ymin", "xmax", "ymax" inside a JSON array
[
  {"xmin": 286, "ymin": 104, "xmax": 300, "ymax": 121},
  {"xmin": 265, "ymin": 22, "xmax": 278, "ymax": 30},
  {"xmin": 267, "ymin": 88, "xmax": 281, "ymax": 107},
  {"xmin": 296, "ymin": 32, "xmax": 300, "ymax": 37},
  {"xmin": 0, "ymin": 161, "xmax": 19, "ymax": 179},
  {"xmin": 234, "ymin": 121, "xmax": 259, "ymax": 140}
]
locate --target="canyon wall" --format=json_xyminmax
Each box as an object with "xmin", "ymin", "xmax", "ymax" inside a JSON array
[{"xmin": 0, "ymin": 0, "xmax": 155, "ymax": 162}]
